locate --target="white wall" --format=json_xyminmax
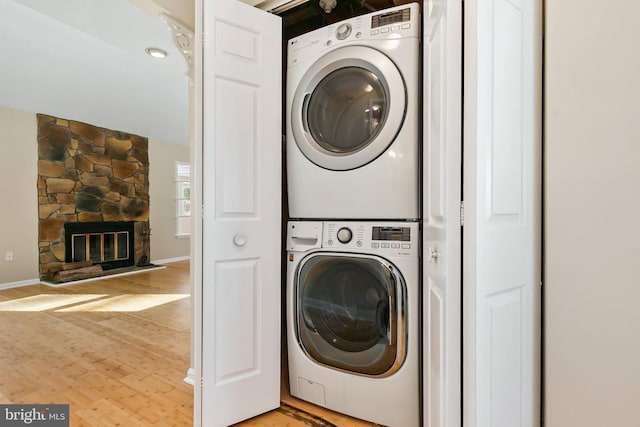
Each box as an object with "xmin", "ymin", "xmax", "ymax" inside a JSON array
[
  {"xmin": 149, "ymin": 138, "xmax": 190, "ymax": 262},
  {"xmin": 545, "ymin": 1, "xmax": 640, "ymax": 425},
  {"xmin": 0, "ymin": 106, "xmax": 39, "ymax": 285},
  {"xmin": 0, "ymin": 106, "xmax": 190, "ymax": 285}
]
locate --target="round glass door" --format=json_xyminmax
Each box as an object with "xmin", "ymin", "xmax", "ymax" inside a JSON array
[
  {"xmin": 290, "ymin": 46, "xmax": 406, "ymax": 171},
  {"xmin": 307, "ymin": 67, "xmax": 388, "ymax": 155},
  {"xmin": 295, "ymin": 253, "xmax": 406, "ymax": 376}
]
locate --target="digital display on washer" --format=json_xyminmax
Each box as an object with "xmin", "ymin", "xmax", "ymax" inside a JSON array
[
  {"xmin": 372, "ymin": 226, "xmax": 410, "ymax": 241},
  {"xmin": 371, "ymin": 8, "xmax": 411, "ymax": 29}
]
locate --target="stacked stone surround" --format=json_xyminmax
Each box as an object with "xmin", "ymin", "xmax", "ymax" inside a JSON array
[{"xmin": 37, "ymin": 114, "xmax": 150, "ymax": 281}]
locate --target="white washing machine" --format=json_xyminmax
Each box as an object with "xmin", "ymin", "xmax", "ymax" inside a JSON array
[
  {"xmin": 286, "ymin": 220, "xmax": 420, "ymax": 426},
  {"xmin": 286, "ymin": 4, "xmax": 420, "ymax": 220}
]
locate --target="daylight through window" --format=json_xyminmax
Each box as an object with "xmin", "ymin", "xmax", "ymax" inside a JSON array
[{"xmin": 176, "ymin": 162, "xmax": 191, "ymax": 237}]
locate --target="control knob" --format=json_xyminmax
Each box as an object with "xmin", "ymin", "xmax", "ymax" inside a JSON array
[
  {"xmin": 336, "ymin": 227, "xmax": 353, "ymax": 244},
  {"xmin": 336, "ymin": 23, "xmax": 352, "ymax": 40}
]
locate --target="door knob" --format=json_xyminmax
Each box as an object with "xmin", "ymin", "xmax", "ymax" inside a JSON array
[
  {"xmin": 428, "ymin": 247, "xmax": 439, "ymax": 262},
  {"xmin": 233, "ymin": 234, "xmax": 247, "ymax": 247}
]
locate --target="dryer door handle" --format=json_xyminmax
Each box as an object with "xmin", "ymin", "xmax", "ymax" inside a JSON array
[{"xmin": 301, "ymin": 93, "xmax": 311, "ymax": 133}]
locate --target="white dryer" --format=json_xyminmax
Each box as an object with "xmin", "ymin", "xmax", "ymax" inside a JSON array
[
  {"xmin": 286, "ymin": 220, "xmax": 420, "ymax": 426},
  {"xmin": 286, "ymin": 4, "xmax": 420, "ymax": 220}
]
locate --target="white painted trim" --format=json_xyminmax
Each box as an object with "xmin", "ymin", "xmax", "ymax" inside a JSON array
[
  {"xmin": 0, "ymin": 278, "xmax": 40, "ymax": 290},
  {"xmin": 183, "ymin": 367, "xmax": 196, "ymax": 386},
  {"xmin": 40, "ymin": 265, "xmax": 167, "ymax": 287},
  {"xmin": 193, "ymin": 2, "xmax": 204, "ymax": 426},
  {"xmin": 152, "ymin": 256, "xmax": 191, "ymax": 264}
]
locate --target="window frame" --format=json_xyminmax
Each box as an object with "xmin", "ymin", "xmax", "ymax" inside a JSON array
[{"xmin": 175, "ymin": 161, "xmax": 191, "ymax": 238}]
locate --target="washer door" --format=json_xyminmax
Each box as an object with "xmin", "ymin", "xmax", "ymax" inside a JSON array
[
  {"xmin": 290, "ymin": 45, "xmax": 406, "ymax": 171},
  {"xmin": 295, "ymin": 253, "xmax": 407, "ymax": 376}
]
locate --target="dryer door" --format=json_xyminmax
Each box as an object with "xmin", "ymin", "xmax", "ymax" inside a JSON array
[
  {"xmin": 291, "ymin": 45, "xmax": 406, "ymax": 171},
  {"xmin": 295, "ymin": 253, "xmax": 407, "ymax": 376}
]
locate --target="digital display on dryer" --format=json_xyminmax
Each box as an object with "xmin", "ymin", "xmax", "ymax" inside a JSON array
[
  {"xmin": 372, "ymin": 227, "xmax": 410, "ymax": 241},
  {"xmin": 371, "ymin": 8, "xmax": 411, "ymax": 28}
]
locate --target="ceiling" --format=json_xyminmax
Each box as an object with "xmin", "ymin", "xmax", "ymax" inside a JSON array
[{"xmin": 0, "ymin": 0, "xmax": 192, "ymax": 146}]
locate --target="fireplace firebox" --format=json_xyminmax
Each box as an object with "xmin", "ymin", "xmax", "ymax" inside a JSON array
[{"xmin": 64, "ymin": 221, "xmax": 136, "ymax": 270}]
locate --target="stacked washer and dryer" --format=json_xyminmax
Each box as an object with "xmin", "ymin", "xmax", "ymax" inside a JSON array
[{"xmin": 285, "ymin": 3, "xmax": 421, "ymax": 426}]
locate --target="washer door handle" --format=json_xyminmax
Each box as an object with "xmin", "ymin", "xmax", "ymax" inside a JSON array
[
  {"xmin": 387, "ymin": 290, "xmax": 394, "ymax": 344},
  {"xmin": 233, "ymin": 234, "xmax": 247, "ymax": 247},
  {"xmin": 301, "ymin": 93, "xmax": 311, "ymax": 133}
]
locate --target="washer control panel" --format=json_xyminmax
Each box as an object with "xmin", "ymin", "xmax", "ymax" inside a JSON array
[{"xmin": 322, "ymin": 221, "xmax": 419, "ymax": 257}]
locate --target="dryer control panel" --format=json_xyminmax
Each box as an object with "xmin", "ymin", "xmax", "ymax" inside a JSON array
[{"xmin": 287, "ymin": 3, "xmax": 420, "ymax": 67}]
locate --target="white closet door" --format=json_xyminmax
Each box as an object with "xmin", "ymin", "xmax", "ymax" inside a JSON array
[
  {"xmin": 198, "ymin": 0, "xmax": 282, "ymax": 425},
  {"xmin": 422, "ymin": 0, "xmax": 462, "ymax": 426},
  {"xmin": 463, "ymin": 0, "xmax": 542, "ymax": 426}
]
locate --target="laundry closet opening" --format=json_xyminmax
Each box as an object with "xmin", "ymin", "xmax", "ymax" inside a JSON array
[{"xmin": 276, "ymin": 0, "xmax": 424, "ymax": 424}]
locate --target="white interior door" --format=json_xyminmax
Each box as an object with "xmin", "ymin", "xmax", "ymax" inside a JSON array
[
  {"xmin": 198, "ymin": 0, "xmax": 282, "ymax": 425},
  {"xmin": 463, "ymin": 0, "xmax": 542, "ymax": 426},
  {"xmin": 422, "ymin": 0, "xmax": 462, "ymax": 426}
]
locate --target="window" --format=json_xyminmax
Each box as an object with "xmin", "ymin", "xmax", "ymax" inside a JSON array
[{"xmin": 176, "ymin": 162, "xmax": 191, "ymax": 237}]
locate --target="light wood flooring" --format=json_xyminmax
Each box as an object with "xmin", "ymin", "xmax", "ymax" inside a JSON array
[
  {"xmin": 0, "ymin": 261, "xmax": 193, "ymax": 426},
  {"xmin": 0, "ymin": 261, "xmax": 376, "ymax": 426}
]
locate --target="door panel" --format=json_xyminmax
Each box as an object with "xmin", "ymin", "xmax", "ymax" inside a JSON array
[
  {"xmin": 422, "ymin": 0, "xmax": 462, "ymax": 426},
  {"xmin": 215, "ymin": 78, "xmax": 258, "ymax": 216},
  {"xmin": 199, "ymin": 0, "xmax": 282, "ymax": 425},
  {"xmin": 427, "ymin": 281, "xmax": 444, "ymax": 427},
  {"xmin": 213, "ymin": 259, "xmax": 259, "ymax": 384},
  {"xmin": 490, "ymin": 0, "xmax": 524, "ymax": 217},
  {"xmin": 463, "ymin": 0, "xmax": 542, "ymax": 426}
]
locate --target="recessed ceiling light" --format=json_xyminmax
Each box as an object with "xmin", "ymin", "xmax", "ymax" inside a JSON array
[{"xmin": 145, "ymin": 47, "xmax": 168, "ymax": 59}]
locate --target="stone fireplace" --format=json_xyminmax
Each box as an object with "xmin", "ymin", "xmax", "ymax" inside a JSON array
[{"xmin": 37, "ymin": 114, "xmax": 150, "ymax": 282}]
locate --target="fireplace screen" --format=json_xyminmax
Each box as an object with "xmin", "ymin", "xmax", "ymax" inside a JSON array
[
  {"xmin": 71, "ymin": 231, "xmax": 130, "ymax": 263},
  {"xmin": 65, "ymin": 221, "xmax": 136, "ymax": 270}
]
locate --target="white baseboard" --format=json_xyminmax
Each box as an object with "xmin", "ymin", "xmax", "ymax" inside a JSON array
[
  {"xmin": 153, "ymin": 256, "xmax": 191, "ymax": 265},
  {"xmin": 0, "ymin": 278, "xmax": 40, "ymax": 290},
  {"xmin": 183, "ymin": 367, "xmax": 195, "ymax": 386}
]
